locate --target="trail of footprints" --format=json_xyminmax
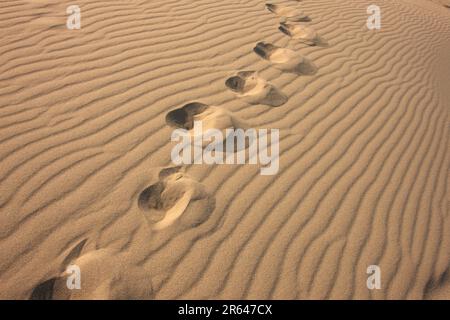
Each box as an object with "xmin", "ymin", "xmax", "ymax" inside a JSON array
[{"xmin": 136, "ymin": 1, "xmax": 325, "ymax": 233}]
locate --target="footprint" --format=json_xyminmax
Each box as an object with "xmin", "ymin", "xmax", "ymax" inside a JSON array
[
  {"xmin": 138, "ymin": 167, "xmax": 215, "ymax": 231},
  {"xmin": 440, "ymin": 0, "xmax": 450, "ymax": 8},
  {"xmin": 166, "ymin": 102, "xmax": 252, "ymax": 155},
  {"xmin": 279, "ymin": 23, "xmax": 327, "ymax": 46},
  {"xmin": 166, "ymin": 102, "xmax": 247, "ymax": 149},
  {"xmin": 266, "ymin": 3, "xmax": 310, "ymax": 22},
  {"xmin": 253, "ymin": 42, "xmax": 317, "ymax": 75},
  {"xmin": 29, "ymin": 16, "xmax": 66, "ymax": 29},
  {"xmin": 30, "ymin": 239, "xmax": 88, "ymax": 300},
  {"xmin": 30, "ymin": 242, "xmax": 154, "ymax": 299},
  {"xmin": 30, "ymin": 278, "xmax": 58, "ymax": 300},
  {"xmin": 225, "ymin": 71, "xmax": 288, "ymax": 107}
]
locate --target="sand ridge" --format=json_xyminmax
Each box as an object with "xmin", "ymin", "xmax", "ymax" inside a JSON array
[{"xmin": 0, "ymin": 0, "xmax": 449, "ymax": 299}]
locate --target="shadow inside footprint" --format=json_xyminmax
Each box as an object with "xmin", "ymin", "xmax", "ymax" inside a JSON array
[
  {"xmin": 30, "ymin": 278, "xmax": 58, "ymax": 300},
  {"xmin": 225, "ymin": 71, "xmax": 287, "ymax": 107},
  {"xmin": 279, "ymin": 23, "xmax": 327, "ymax": 47},
  {"xmin": 29, "ymin": 238, "xmax": 88, "ymax": 300},
  {"xmin": 138, "ymin": 182, "xmax": 167, "ymax": 217},
  {"xmin": 138, "ymin": 167, "xmax": 215, "ymax": 231},
  {"xmin": 165, "ymin": 102, "xmax": 209, "ymax": 130},
  {"xmin": 253, "ymin": 42, "xmax": 317, "ymax": 75},
  {"xmin": 165, "ymin": 102, "xmax": 248, "ymax": 150},
  {"xmin": 266, "ymin": 3, "xmax": 311, "ymax": 22}
]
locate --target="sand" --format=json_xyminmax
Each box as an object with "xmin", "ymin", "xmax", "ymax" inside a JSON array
[{"xmin": 0, "ymin": 0, "xmax": 449, "ymax": 300}]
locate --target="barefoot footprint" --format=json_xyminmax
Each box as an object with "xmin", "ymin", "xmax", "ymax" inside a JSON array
[
  {"xmin": 266, "ymin": 3, "xmax": 310, "ymax": 22},
  {"xmin": 166, "ymin": 102, "xmax": 246, "ymax": 132},
  {"xmin": 31, "ymin": 245, "xmax": 154, "ymax": 299},
  {"xmin": 438, "ymin": 0, "xmax": 450, "ymax": 8},
  {"xmin": 166, "ymin": 102, "xmax": 247, "ymax": 149},
  {"xmin": 138, "ymin": 167, "xmax": 215, "ymax": 231},
  {"xmin": 253, "ymin": 42, "xmax": 317, "ymax": 75},
  {"xmin": 225, "ymin": 71, "xmax": 288, "ymax": 107},
  {"xmin": 279, "ymin": 22, "xmax": 325, "ymax": 46}
]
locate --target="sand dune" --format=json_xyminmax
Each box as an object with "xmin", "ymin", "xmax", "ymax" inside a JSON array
[
  {"xmin": 225, "ymin": 71, "xmax": 288, "ymax": 107},
  {"xmin": 0, "ymin": 0, "xmax": 449, "ymax": 300}
]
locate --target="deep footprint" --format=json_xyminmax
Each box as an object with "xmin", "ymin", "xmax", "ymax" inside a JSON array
[
  {"xmin": 279, "ymin": 23, "xmax": 326, "ymax": 46},
  {"xmin": 30, "ymin": 239, "xmax": 88, "ymax": 300},
  {"xmin": 165, "ymin": 102, "xmax": 209, "ymax": 130},
  {"xmin": 165, "ymin": 102, "xmax": 246, "ymax": 134},
  {"xmin": 253, "ymin": 42, "xmax": 317, "ymax": 75},
  {"xmin": 266, "ymin": 3, "xmax": 310, "ymax": 22},
  {"xmin": 138, "ymin": 167, "xmax": 215, "ymax": 231},
  {"xmin": 225, "ymin": 71, "xmax": 288, "ymax": 107}
]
